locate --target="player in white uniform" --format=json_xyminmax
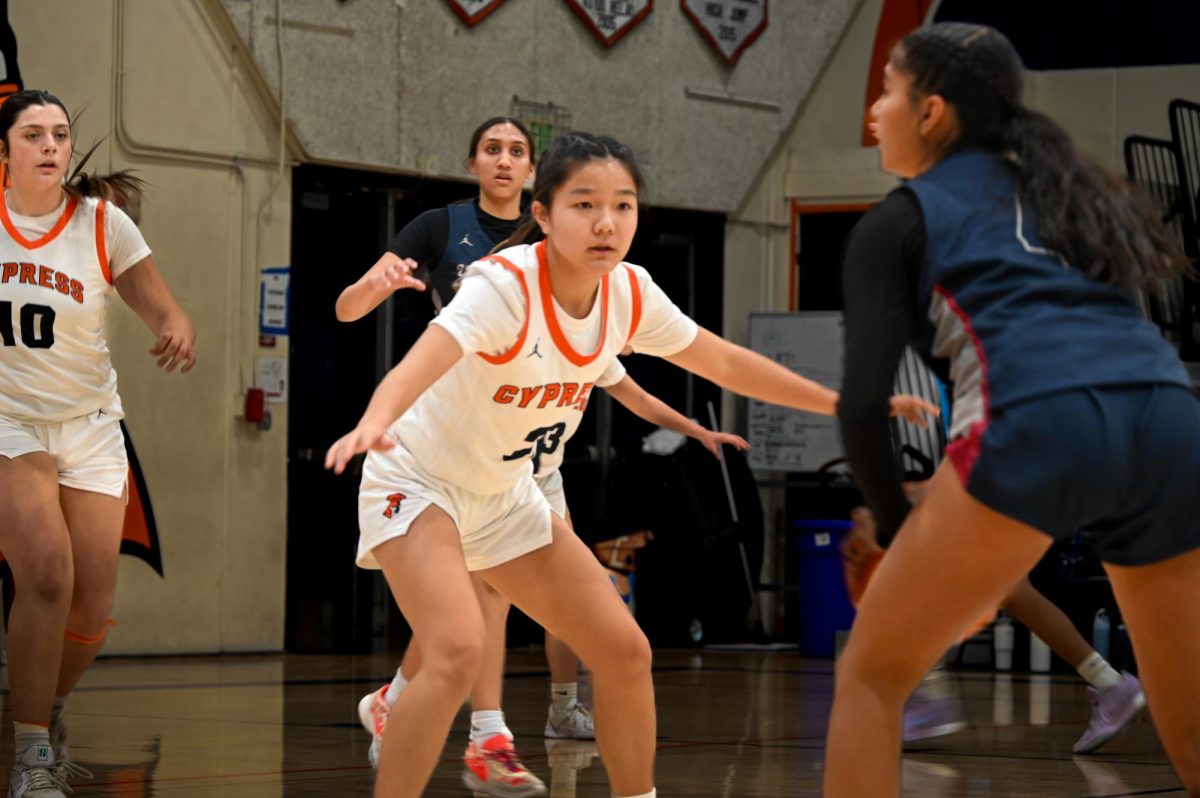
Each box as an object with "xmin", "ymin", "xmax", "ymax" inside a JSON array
[
  {"xmin": 0, "ymin": 90, "xmax": 195, "ymax": 798},
  {"xmin": 344, "ymin": 118, "xmax": 749, "ymax": 797},
  {"xmin": 326, "ymin": 132, "xmax": 935, "ymax": 798}
]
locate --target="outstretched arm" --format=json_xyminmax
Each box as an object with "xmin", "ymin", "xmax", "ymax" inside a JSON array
[
  {"xmin": 665, "ymin": 328, "xmax": 936, "ymax": 425},
  {"xmin": 335, "ymin": 252, "xmax": 426, "ymax": 321},
  {"xmin": 325, "ymin": 325, "xmax": 461, "ymax": 473},
  {"xmin": 114, "ymin": 255, "xmax": 196, "ymax": 374},
  {"xmin": 665, "ymin": 328, "xmax": 839, "ymax": 415},
  {"xmin": 604, "ymin": 374, "xmax": 749, "ymax": 458}
]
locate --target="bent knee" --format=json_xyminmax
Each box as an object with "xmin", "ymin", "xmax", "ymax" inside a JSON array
[
  {"xmin": 422, "ymin": 635, "xmax": 486, "ymax": 690},
  {"xmin": 22, "ymin": 553, "xmax": 73, "ymax": 607},
  {"xmin": 835, "ymin": 645, "xmax": 923, "ymax": 704},
  {"xmin": 592, "ymin": 627, "xmax": 652, "ymax": 677}
]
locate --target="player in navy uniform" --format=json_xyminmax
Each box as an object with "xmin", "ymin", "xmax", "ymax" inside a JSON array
[
  {"xmin": 825, "ymin": 24, "xmax": 1200, "ymax": 797},
  {"xmin": 0, "ymin": 90, "xmax": 195, "ymax": 798}
]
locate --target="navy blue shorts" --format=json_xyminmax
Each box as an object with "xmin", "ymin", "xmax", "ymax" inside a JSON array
[{"xmin": 947, "ymin": 383, "xmax": 1200, "ymax": 566}]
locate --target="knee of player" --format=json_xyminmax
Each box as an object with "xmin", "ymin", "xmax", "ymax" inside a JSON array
[
  {"xmin": 22, "ymin": 552, "xmax": 73, "ymax": 607},
  {"xmin": 834, "ymin": 647, "xmax": 919, "ymax": 705},
  {"xmin": 423, "ymin": 633, "xmax": 486, "ymax": 689},
  {"xmin": 67, "ymin": 592, "xmax": 116, "ymax": 632},
  {"xmin": 597, "ymin": 626, "xmax": 653, "ymax": 677}
]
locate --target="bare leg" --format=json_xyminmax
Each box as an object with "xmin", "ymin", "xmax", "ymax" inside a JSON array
[
  {"xmin": 1105, "ymin": 549, "xmax": 1200, "ymax": 796},
  {"xmin": 371, "ymin": 506, "xmax": 485, "ymax": 798},
  {"xmin": 1001, "ymin": 577, "xmax": 1093, "ymax": 668},
  {"xmin": 480, "ymin": 515, "xmax": 655, "ymax": 797},
  {"xmin": 468, "ymin": 576, "xmax": 511, "ymax": 712},
  {"xmin": 545, "ymin": 631, "xmax": 579, "ymax": 684},
  {"xmin": 825, "ymin": 462, "xmax": 1051, "ymax": 798},
  {"xmin": 0, "ymin": 454, "xmax": 73, "ymax": 726},
  {"xmin": 55, "ymin": 486, "xmax": 124, "ymax": 695}
]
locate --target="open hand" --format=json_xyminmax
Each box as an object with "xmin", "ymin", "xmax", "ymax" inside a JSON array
[
  {"xmin": 325, "ymin": 423, "xmax": 395, "ymax": 474},
  {"xmin": 369, "ymin": 254, "xmax": 426, "ymax": 296},
  {"xmin": 888, "ymin": 394, "xmax": 940, "ymax": 428},
  {"xmin": 149, "ymin": 328, "xmax": 197, "ymax": 373},
  {"xmin": 697, "ymin": 430, "xmax": 751, "ymax": 459},
  {"xmin": 840, "ymin": 506, "xmax": 883, "ymax": 568}
]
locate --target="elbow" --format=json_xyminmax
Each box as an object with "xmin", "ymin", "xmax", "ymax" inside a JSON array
[{"xmin": 334, "ymin": 296, "xmax": 357, "ymax": 323}]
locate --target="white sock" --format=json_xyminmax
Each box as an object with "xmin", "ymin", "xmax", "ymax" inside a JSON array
[
  {"xmin": 469, "ymin": 710, "xmax": 513, "ymax": 746},
  {"xmin": 615, "ymin": 791, "xmax": 656, "ymax": 798},
  {"xmin": 386, "ymin": 668, "xmax": 409, "ymax": 708},
  {"xmin": 13, "ymin": 723, "xmax": 49, "ymax": 755},
  {"xmin": 551, "ymin": 681, "xmax": 578, "ymax": 710},
  {"xmin": 1077, "ymin": 651, "xmax": 1122, "ymax": 690}
]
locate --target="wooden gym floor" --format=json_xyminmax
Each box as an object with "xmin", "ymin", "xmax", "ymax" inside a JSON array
[{"xmin": 0, "ymin": 648, "xmax": 1182, "ymax": 796}]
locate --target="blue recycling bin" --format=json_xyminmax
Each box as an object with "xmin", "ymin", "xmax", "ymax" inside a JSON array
[{"xmin": 794, "ymin": 519, "xmax": 857, "ymax": 657}]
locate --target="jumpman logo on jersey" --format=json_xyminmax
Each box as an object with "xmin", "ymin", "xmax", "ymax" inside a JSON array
[
  {"xmin": 459, "ymin": 233, "xmax": 474, "ymax": 247},
  {"xmin": 527, "ymin": 338, "xmax": 543, "ymax": 359}
]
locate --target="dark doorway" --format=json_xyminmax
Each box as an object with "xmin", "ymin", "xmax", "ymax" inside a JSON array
[
  {"xmin": 286, "ymin": 165, "xmax": 728, "ymax": 652},
  {"xmin": 795, "ymin": 207, "xmax": 868, "ymax": 310},
  {"xmin": 286, "ymin": 166, "xmax": 480, "ymax": 652}
]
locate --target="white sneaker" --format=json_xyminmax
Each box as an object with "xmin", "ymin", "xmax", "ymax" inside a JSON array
[
  {"xmin": 544, "ymin": 700, "xmax": 595, "ymax": 740},
  {"xmin": 357, "ymin": 684, "xmax": 390, "ymax": 768},
  {"xmin": 10, "ymin": 744, "xmax": 69, "ymax": 798}
]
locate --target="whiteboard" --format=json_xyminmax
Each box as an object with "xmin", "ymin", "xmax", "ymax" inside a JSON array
[{"xmin": 746, "ymin": 312, "xmax": 844, "ymax": 472}]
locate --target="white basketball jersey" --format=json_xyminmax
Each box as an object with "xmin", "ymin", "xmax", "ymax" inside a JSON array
[
  {"xmin": 396, "ymin": 241, "xmax": 645, "ymax": 495},
  {"xmin": 0, "ymin": 196, "xmax": 120, "ymax": 422}
]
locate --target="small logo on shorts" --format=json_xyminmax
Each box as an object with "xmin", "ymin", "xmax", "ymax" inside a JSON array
[{"xmin": 382, "ymin": 493, "xmax": 407, "ymax": 519}]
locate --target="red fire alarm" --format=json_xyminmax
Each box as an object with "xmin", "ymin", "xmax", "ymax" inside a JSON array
[{"xmin": 245, "ymin": 388, "xmax": 266, "ymax": 424}]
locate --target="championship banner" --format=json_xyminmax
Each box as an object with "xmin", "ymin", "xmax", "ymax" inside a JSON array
[
  {"xmin": 682, "ymin": 0, "xmax": 768, "ymax": 65},
  {"xmin": 444, "ymin": 0, "xmax": 508, "ymax": 27},
  {"xmin": 564, "ymin": 0, "xmax": 653, "ymax": 48}
]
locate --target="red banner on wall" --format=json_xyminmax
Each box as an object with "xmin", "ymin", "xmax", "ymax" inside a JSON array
[
  {"xmin": 682, "ymin": 0, "xmax": 768, "ymax": 66},
  {"xmin": 565, "ymin": 0, "xmax": 654, "ymax": 47},
  {"xmin": 444, "ymin": 0, "xmax": 509, "ymax": 27}
]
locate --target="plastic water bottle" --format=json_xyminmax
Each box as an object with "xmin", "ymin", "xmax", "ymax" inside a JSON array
[
  {"xmin": 1030, "ymin": 632, "xmax": 1051, "ymax": 672},
  {"xmin": 1093, "ymin": 609, "xmax": 1111, "ymax": 661},
  {"xmin": 994, "ymin": 615, "xmax": 1014, "ymax": 671}
]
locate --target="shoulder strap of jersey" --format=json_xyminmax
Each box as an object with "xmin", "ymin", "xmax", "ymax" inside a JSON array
[
  {"xmin": 95, "ymin": 200, "xmax": 112, "ymax": 285},
  {"xmin": 475, "ymin": 254, "xmax": 531, "ymax": 364},
  {"xmin": 623, "ymin": 264, "xmax": 642, "ymax": 343}
]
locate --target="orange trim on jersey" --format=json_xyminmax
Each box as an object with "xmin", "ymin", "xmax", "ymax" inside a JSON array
[
  {"xmin": 95, "ymin": 200, "xmax": 112, "ymax": 285},
  {"xmin": 0, "ymin": 194, "xmax": 79, "ymax": 250},
  {"xmin": 624, "ymin": 264, "xmax": 642, "ymax": 341},
  {"xmin": 476, "ymin": 255, "xmax": 531, "ymax": 365},
  {"xmin": 537, "ymin": 240, "xmax": 609, "ymax": 367}
]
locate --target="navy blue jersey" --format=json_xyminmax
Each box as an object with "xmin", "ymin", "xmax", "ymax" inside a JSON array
[
  {"xmin": 430, "ymin": 202, "xmax": 495, "ymax": 307},
  {"xmin": 906, "ymin": 148, "xmax": 1190, "ymax": 441}
]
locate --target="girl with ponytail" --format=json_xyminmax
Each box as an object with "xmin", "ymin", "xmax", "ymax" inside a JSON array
[
  {"xmin": 325, "ymin": 130, "xmax": 934, "ymax": 798},
  {"xmin": 341, "ymin": 119, "xmax": 749, "ymax": 798},
  {"xmin": 827, "ymin": 23, "xmax": 1200, "ymax": 797},
  {"xmin": 0, "ymin": 89, "xmax": 194, "ymax": 798}
]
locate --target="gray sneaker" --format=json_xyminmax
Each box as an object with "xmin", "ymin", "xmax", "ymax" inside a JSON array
[
  {"xmin": 1073, "ymin": 672, "xmax": 1146, "ymax": 754},
  {"xmin": 903, "ymin": 672, "xmax": 967, "ymax": 743},
  {"xmin": 10, "ymin": 744, "xmax": 69, "ymax": 798},
  {"xmin": 544, "ymin": 701, "xmax": 595, "ymax": 740}
]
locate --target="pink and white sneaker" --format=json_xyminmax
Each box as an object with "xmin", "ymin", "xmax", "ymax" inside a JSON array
[{"xmin": 356, "ymin": 684, "xmax": 390, "ymax": 769}]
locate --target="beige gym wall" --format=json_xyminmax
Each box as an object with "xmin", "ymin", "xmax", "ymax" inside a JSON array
[{"xmin": 9, "ymin": 0, "xmax": 296, "ymax": 654}]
